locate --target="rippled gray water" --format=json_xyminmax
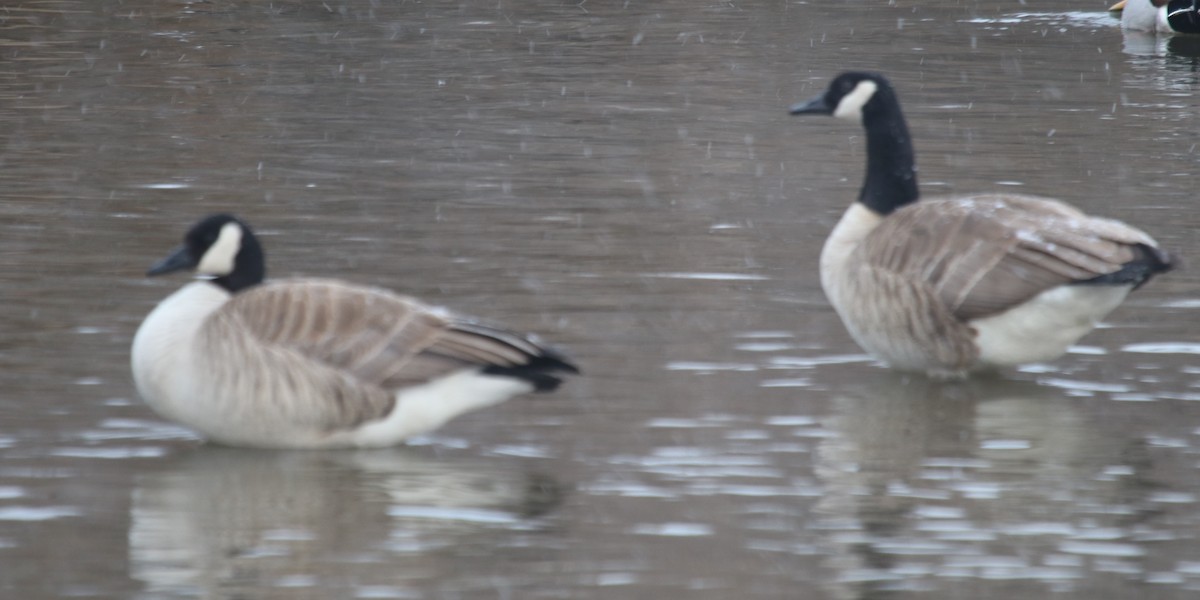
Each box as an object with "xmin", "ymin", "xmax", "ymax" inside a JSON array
[{"xmin": 3, "ymin": 1, "xmax": 1200, "ymax": 598}]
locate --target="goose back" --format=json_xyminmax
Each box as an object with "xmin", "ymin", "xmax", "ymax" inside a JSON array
[
  {"xmin": 212, "ymin": 279, "xmax": 545, "ymax": 387},
  {"xmin": 855, "ymin": 194, "xmax": 1159, "ymax": 321}
]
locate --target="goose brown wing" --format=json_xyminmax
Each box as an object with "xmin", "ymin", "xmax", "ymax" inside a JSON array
[
  {"xmin": 857, "ymin": 194, "xmax": 1156, "ymax": 322},
  {"xmin": 204, "ymin": 279, "xmax": 569, "ymax": 429}
]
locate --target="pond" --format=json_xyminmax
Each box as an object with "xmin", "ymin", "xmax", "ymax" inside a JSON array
[{"xmin": 2, "ymin": 1, "xmax": 1199, "ymax": 598}]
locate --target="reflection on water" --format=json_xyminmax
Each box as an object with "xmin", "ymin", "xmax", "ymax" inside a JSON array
[
  {"xmin": 2, "ymin": 0, "xmax": 1200, "ymax": 598},
  {"xmin": 963, "ymin": 10, "xmax": 1122, "ymax": 31},
  {"xmin": 813, "ymin": 375, "xmax": 1200, "ymax": 598},
  {"xmin": 130, "ymin": 449, "xmax": 563, "ymax": 598},
  {"xmin": 1122, "ymin": 28, "xmax": 1200, "ymax": 60}
]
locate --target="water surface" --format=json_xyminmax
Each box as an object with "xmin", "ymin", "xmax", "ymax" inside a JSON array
[{"xmin": 2, "ymin": 1, "xmax": 1200, "ymax": 598}]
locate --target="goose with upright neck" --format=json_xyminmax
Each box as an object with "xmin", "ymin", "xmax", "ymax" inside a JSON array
[
  {"xmin": 131, "ymin": 214, "xmax": 578, "ymax": 448},
  {"xmin": 790, "ymin": 72, "xmax": 1176, "ymax": 379}
]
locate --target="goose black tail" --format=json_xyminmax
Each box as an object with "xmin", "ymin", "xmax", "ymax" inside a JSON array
[
  {"xmin": 482, "ymin": 348, "xmax": 580, "ymax": 392},
  {"xmin": 1077, "ymin": 243, "xmax": 1179, "ymax": 290},
  {"xmin": 448, "ymin": 321, "xmax": 579, "ymax": 392}
]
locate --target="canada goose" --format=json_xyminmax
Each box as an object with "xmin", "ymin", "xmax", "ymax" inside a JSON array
[
  {"xmin": 789, "ymin": 72, "xmax": 1176, "ymax": 379},
  {"xmin": 1112, "ymin": 0, "xmax": 1200, "ymax": 33},
  {"xmin": 131, "ymin": 214, "xmax": 578, "ymax": 448}
]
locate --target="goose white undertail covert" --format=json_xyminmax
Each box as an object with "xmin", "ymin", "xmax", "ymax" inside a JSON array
[
  {"xmin": 790, "ymin": 72, "xmax": 1176, "ymax": 379},
  {"xmin": 131, "ymin": 214, "xmax": 578, "ymax": 448}
]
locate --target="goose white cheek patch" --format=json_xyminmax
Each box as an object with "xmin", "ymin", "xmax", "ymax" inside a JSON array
[
  {"xmin": 834, "ymin": 80, "xmax": 878, "ymax": 122},
  {"xmin": 196, "ymin": 222, "xmax": 243, "ymax": 276}
]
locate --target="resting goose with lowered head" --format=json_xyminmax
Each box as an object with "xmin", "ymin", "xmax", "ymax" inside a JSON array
[
  {"xmin": 131, "ymin": 214, "xmax": 578, "ymax": 448},
  {"xmin": 789, "ymin": 72, "xmax": 1176, "ymax": 379}
]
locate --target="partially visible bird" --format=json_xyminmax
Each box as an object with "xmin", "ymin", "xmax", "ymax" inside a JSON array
[{"xmin": 1111, "ymin": 0, "xmax": 1200, "ymax": 34}]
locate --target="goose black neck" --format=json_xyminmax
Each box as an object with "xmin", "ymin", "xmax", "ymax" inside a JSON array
[
  {"xmin": 213, "ymin": 235, "xmax": 265, "ymax": 294},
  {"xmin": 859, "ymin": 98, "xmax": 919, "ymax": 216}
]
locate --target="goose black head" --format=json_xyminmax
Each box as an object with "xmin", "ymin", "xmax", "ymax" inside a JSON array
[
  {"xmin": 147, "ymin": 213, "xmax": 265, "ymax": 293},
  {"xmin": 788, "ymin": 71, "xmax": 918, "ymax": 215},
  {"xmin": 789, "ymin": 72, "xmax": 896, "ymax": 124}
]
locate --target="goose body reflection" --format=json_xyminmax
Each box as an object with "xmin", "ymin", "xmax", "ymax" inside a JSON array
[
  {"xmin": 129, "ymin": 449, "xmax": 563, "ymax": 597},
  {"xmin": 813, "ymin": 374, "xmax": 1145, "ymax": 598}
]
